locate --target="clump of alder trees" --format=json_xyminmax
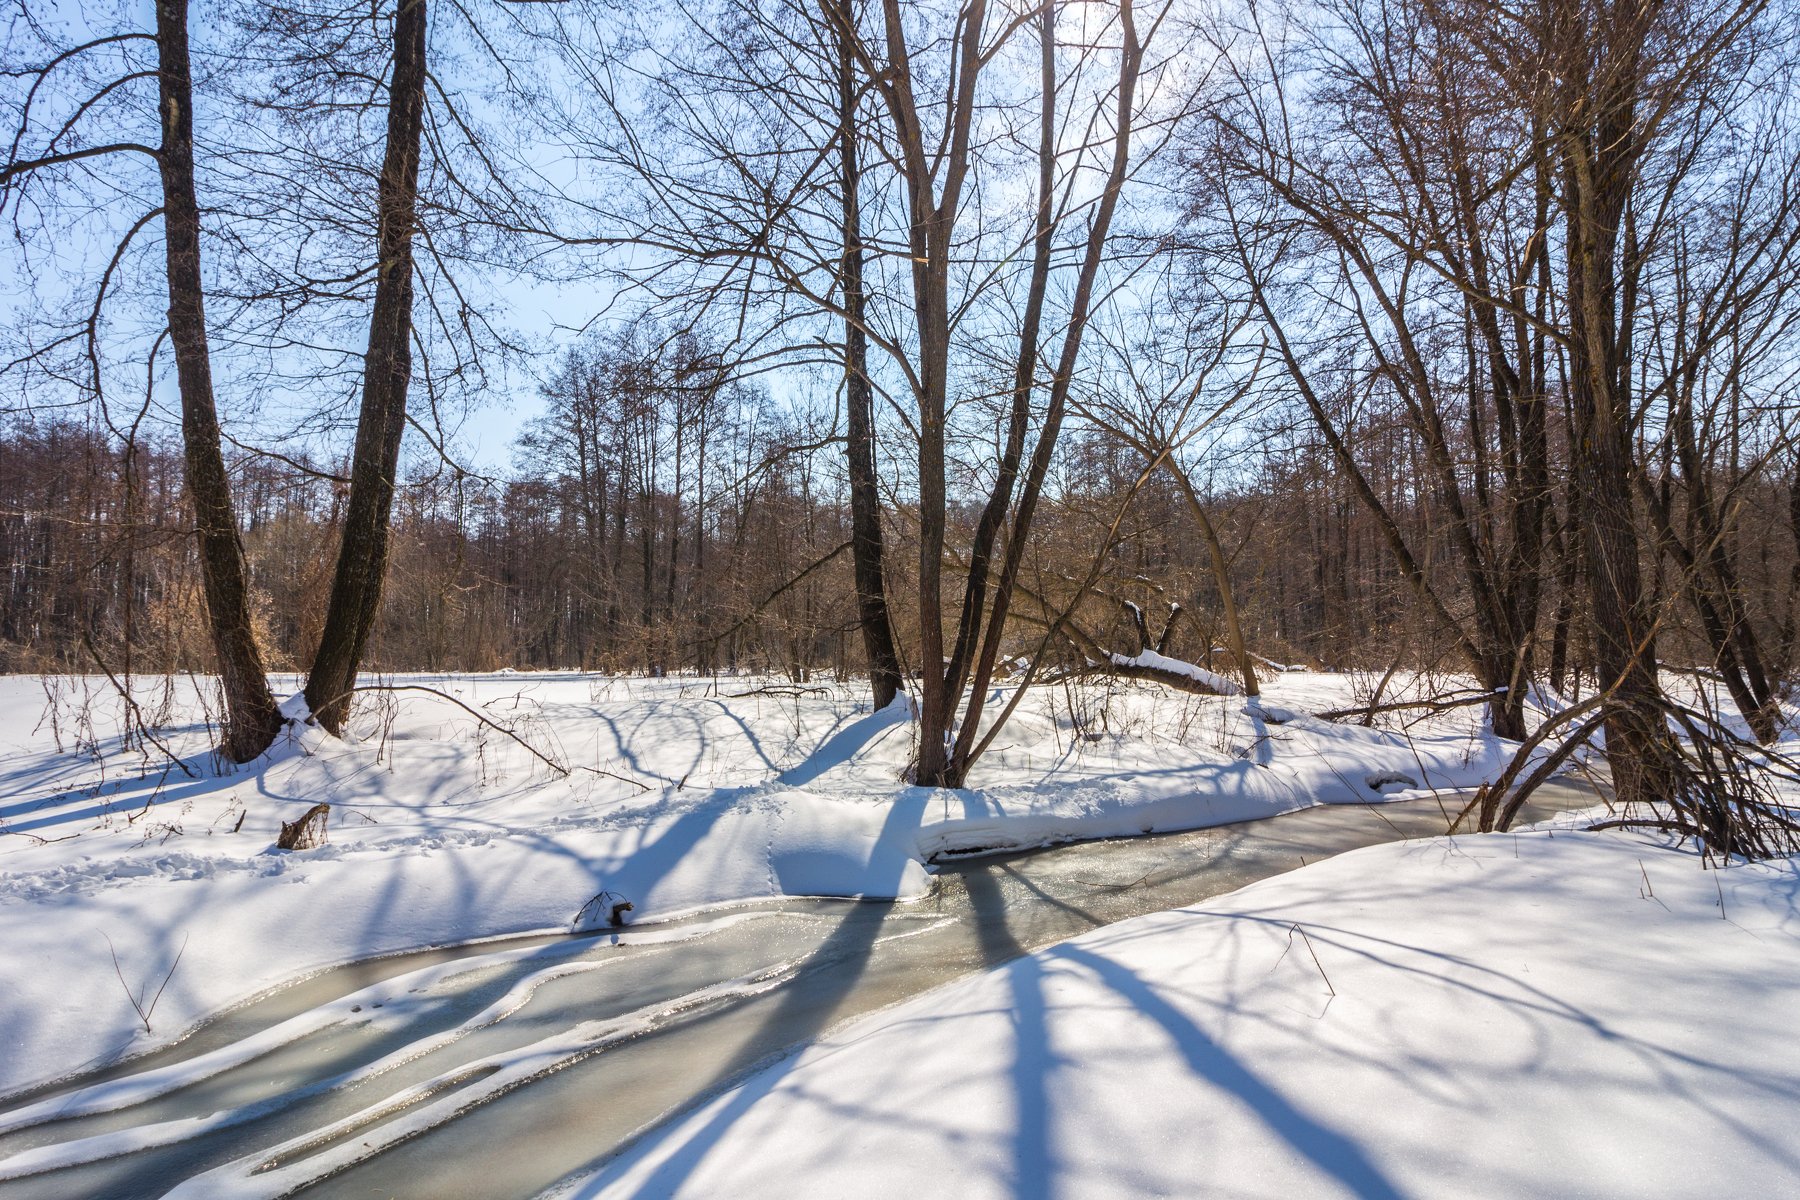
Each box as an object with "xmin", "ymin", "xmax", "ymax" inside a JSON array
[{"xmin": 3, "ymin": 0, "xmax": 1798, "ymax": 854}]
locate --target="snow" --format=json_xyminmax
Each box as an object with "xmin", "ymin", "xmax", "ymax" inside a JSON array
[
  {"xmin": 561, "ymin": 828, "xmax": 1800, "ymax": 1200},
  {"xmin": 1, "ymin": 670, "xmax": 1516, "ymax": 1097},
  {"xmin": 1107, "ymin": 647, "xmax": 1244, "ymax": 694}
]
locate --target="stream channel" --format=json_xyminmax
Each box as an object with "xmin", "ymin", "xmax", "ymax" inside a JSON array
[{"xmin": 0, "ymin": 783, "xmax": 1595, "ymax": 1199}]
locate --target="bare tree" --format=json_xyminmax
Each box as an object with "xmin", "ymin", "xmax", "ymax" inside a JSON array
[
  {"xmin": 1, "ymin": 2, "xmax": 284, "ymax": 760},
  {"xmin": 304, "ymin": 0, "xmax": 430, "ymax": 734},
  {"xmin": 1209, "ymin": 0, "xmax": 1560, "ymax": 740},
  {"xmin": 832, "ymin": 0, "xmax": 904, "ymax": 709}
]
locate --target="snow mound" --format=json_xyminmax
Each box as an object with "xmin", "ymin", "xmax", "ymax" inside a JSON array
[{"xmin": 566, "ymin": 830, "xmax": 1800, "ymax": 1200}]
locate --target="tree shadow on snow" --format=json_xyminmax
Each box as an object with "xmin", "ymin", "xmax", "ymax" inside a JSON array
[
  {"xmin": 1053, "ymin": 942, "xmax": 1407, "ymax": 1199},
  {"xmin": 587, "ymin": 796, "xmax": 925, "ymax": 1198}
]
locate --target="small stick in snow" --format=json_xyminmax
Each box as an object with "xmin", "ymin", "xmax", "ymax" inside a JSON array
[
  {"xmin": 578, "ymin": 765, "xmax": 652, "ymax": 792},
  {"xmin": 1291, "ymin": 924, "xmax": 1336, "ymax": 1002},
  {"xmin": 104, "ymin": 932, "xmax": 189, "ymax": 1034},
  {"xmin": 1637, "ymin": 858, "xmax": 1671, "ymax": 912}
]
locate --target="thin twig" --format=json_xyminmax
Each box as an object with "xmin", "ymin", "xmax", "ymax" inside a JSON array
[
  {"xmin": 342, "ymin": 684, "xmax": 569, "ymax": 777},
  {"xmin": 1291, "ymin": 924, "xmax": 1336, "ymax": 998},
  {"xmin": 1313, "ymin": 689, "xmax": 1502, "ymax": 722},
  {"xmin": 102, "ymin": 931, "xmax": 189, "ymax": 1034},
  {"xmin": 79, "ymin": 632, "xmax": 196, "ymax": 779},
  {"xmin": 577, "ymin": 765, "xmax": 653, "ymax": 792}
]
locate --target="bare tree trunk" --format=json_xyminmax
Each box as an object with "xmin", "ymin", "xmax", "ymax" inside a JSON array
[
  {"xmin": 1167, "ymin": 464, "xmax": 1259, "ymax": 698},
  {"xmin": 936, "ymin": 0, "xmax": 1145, "ymax": 786},
  {"xmin": 305, "ymin": 0, "xmax": 428, "ymax": 734},
  {"xmin": 880, "ymin": 0, "xmax": 990, "ymax": 786},
  {"xmin": 155, "ymin": 0, "xmax": 281, "ymax": 762},
  {"xmin": 1557, "ymin": 11, "xmax": 1679, "ymax": 812},
  {"xmin": 834, "ymin": 1, "xmax": 903, "ymax": 710},
  {"xmin": 1547, "ymin": 504, "xmax": 1578, "ymax": 695},
  {"xmin": 940, "ymin": 2, "xmax": 1059, "ymax": 718}
]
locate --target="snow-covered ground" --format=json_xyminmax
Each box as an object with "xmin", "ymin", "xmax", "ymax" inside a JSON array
[
  {"xmin": 565, "ymin": 827, "xmax": 1800, "ymax": 1200},
  {"xmin": 0, "ymin": 669, "xmax": 1512, "ymax": 1097}
]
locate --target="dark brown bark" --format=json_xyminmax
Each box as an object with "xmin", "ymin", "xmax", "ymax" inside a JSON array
[
  {"xmin": 835, "ymin": 4, "xmax": 903, "ymax": 710},
  {"xmin": 1555, "ymin": 0, "xmax": 1680, "ymax": 812},
  {"xmin": 304, "ymin": 0, "xmax": 428, "ymax": 734},
  {"xmin": 869, "ymin": 0, "xmax": 989, "ymax": 786},
  {"xmin": 1547, "ymin": 504, "xmax": 1579, "ymax": 695},
  {"xmin": 155, "ymin": 0, "xmax": 281, "ymax": 763}
]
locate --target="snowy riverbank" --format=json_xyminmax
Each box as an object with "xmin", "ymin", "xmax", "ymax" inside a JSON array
[
  {"xmin": 4, "ymin": 670, "xmax": 1514, "ymax": 1096},
  {"xmin": 567, "ymin": 827, "xmax": 1800, "ymax": 1200}
]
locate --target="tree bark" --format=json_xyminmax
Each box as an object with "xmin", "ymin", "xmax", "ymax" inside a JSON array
[
  {"xmin": 1556, "ymin": 7, "xmax": 1679, "ymax": 811},
  {"xmin": 305, "ymin": 0, "xmax": 428, "ymax": 734},
  {"xmin": 835, "ymin": 3, "xmax": 903, "ymax": 710},
  {"xmin": 155, "ymin": 0, "xmax": 281, "ymax": 763}
]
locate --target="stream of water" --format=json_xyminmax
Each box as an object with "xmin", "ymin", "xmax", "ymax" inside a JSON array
[{"xmin": 0, "ymin": 784, "xmax": 1594, "ymax": 1199}]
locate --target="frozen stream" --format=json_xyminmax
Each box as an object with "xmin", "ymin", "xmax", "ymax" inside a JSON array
[{"xmin": 0, "ymin": 784, "xmax": 1595, "ymax": 1199}]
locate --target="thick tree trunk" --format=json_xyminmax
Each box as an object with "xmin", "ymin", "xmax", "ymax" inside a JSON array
[
  {"xmin": 155, "ymin": 0, "xmax": 281, "ymax": 763},
  {"xmin": 835, "ymin": 5, "xmax": 903, "ymax": 711},
  {"xmin": 1561, "ymin": 98, "xmax": 1679, "ymax": 811},
  {"xmin": 304, "ymin": 0, "xmax": 428, "ymax": 734}
]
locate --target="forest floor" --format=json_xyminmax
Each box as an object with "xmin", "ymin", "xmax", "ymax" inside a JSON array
[{"xmin": 1, "ymin": 669, "xmax": 1796, "ymax": 1198}]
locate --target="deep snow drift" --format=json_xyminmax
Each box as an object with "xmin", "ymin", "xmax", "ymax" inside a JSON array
[
  {"xmin": 0, "ymin": 670, "xmax": 1511, "ymax": 1096},
  {"xmin": 564, "ymin": 828, "xmax": 1800, "ymax": 1200}
]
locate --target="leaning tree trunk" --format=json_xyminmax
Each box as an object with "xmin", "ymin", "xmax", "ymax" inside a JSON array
[
  {"xmin": 304, "ymin": 0, "xmax": 428, "ymax": 734},
  {"xmin": 155, "ymin": 0, "xmax": 281, "ymax": 763},
  {"xmin": 1167, "ymin": 463, "xmax": 1259, "ymax": 698},
  {"xmin": 834, "ymin": 3, "xmax": 903, "ymax": 710}
]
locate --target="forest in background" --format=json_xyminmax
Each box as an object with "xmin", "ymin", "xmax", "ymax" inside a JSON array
[{"xmin": 6, "ymin": 351, "xmax": 1796, "ymax": 696}]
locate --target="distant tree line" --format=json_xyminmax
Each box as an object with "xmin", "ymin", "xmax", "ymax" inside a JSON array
[{"xmin": 6, "ymin": 348, "xmax": 1796, "ymax": 707}]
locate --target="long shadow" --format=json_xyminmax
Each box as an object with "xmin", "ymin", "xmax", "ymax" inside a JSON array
[
  {"xmin": 598, "ymin": 796, "xmax": 924, "ymax": 1198},
  {"xmin": 777, "ymin": 700, "xmax": 909, "ymax": 787},
  {"xmin": 966, "ymin": 868, "xmax": 1055, "ymax": 1198},
  {"xmin": 1054, "ymin": 943, "xmax": 1407, "ymax": 1200},
  {"xmin": 0, "ymin": 746, "xmax": 238, "ymax": 837},
  {"xmin": 997, "ymin": 862, "xmax": 1107, "ymax": 930},
  {"xmin": 701, "ymin": 701, "xmax": 784, "ymax": 778}
]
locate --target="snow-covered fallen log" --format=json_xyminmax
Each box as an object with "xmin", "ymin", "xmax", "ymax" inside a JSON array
[{"xmin": 1104, "ymin": 648, "xmax": 1244, "ymax": 696}]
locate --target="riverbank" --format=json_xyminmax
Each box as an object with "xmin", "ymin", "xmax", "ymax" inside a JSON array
[
  {"xmin": 570, "ymin": 826, "xmax": 1800, "ymax": 1200},
  {"xmin": 0, "ymin": 791, "xmax": 1593, "ymax": 1199},
  {"xmin": 0, "ymin": 671, "xmax": 1517, "ymax": 1098}
]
